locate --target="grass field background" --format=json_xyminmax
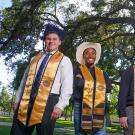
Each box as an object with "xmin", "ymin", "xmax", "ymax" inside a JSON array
[{"xmin": 0, "ymin": 115, "xmax": 123, "ymax": 135}]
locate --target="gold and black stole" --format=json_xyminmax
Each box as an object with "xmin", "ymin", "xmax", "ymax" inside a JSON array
[
  {"xmin": 80, "ymin": 64, "xmax": 106, "ymax": 132},
  {"xmin": 17, "ymin": 51, "xmax": 63, "ymax": 126}
]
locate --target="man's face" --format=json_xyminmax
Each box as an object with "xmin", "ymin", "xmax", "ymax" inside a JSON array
[
  {"xmin": 44, "ymin": 33, "xmax": 61, "ymax": 52},
  {"xmin": 83, "ymin": 48, "xmax": 96, "ymax": 65}
]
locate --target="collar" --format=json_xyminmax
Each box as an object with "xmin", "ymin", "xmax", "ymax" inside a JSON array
[
  {"xmin": 46, "ymin": 50, "xmax": 58, "ymax": 55},
  {"xmin": 85, "ymin": 64, "xmax": 95, "ymax": 69}
]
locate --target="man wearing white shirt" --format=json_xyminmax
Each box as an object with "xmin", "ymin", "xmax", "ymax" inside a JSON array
[{"xmin": 10, "ymin": 24, "xmax": 73, "ymax": 135}]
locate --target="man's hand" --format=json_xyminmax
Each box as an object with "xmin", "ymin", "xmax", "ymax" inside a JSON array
[
  {"xmin": 51, "ymin": 106, "xmax": 63, "ymax": 120},
  {"xmin": 119, "ymin": 117, "xmax": 128, "ymax": 129}
]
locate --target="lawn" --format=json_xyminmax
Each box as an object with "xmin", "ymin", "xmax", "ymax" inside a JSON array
[
  {"xmin": 0, "ymin": 124, "xmax": 123, "ymax": 135},
  {"xmin": 0, "ymin": 116, "xmax": 123, "ymax": 135},
  {"xmin": 107, "ymin": 123, "xmax": 123, "ymax": 133},
  {"xmin": 0, "ymin": 116, "xmax": 12, "ymax": 122},
  {"xmin": 0, "ymin": 125, "xmax": 74, "ymax": 135},
  {"xmin": 55, "ymin": 118, "xmax": 74, "ymax": 128},
  {"xmin": 0, "ymin": 126, "xmax": 11, "ymax": 135},
  {"xmin": 0, "ymin": 118, "xmax": 74, "ymax": 135}
]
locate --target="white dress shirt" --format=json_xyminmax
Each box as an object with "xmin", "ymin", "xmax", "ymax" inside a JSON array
[{"xmin": 15, "ymin": 51, "xmax": 73, "ymax": 111}]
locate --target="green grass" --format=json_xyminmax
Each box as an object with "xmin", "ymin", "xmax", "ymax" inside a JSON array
[
  {"xmin": 0, "ymin": 116, "xmax": 122, "ymax": 135},
  {"xmin": 107, "ymin": 123, "xmax": 123, "ymax": 133},
  {"xmin": 55, "ymin": 118, "xmax": 73, "ymax": 128},
  {"xmin": 0, "ymin": 125, "xmax": 74, "ymax": 135},
  {"xmin": 0, "ymin": 125, "xmax": 11, "ymax": 135},
  {"xmin": 0, "ymin": 116, "xmax": 12, "ymax": 122},
  {"xmin": 54, "ymin": 132, "xmax": 73, "ymax": 135},
  {"xmin": 0, "ymin": 124, "xmax": 123, "ymax": 135},
  {"xmin": 0, "ymin": 119, "xmax": 74, "ymax": 135}
]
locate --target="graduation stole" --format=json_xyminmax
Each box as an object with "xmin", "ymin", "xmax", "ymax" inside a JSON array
[
  {"xmin": 133, "ymin": 65, "xmax": 135, "ymax": 135},
  {"xmin": 17, "ymin": 51, "xmax": 63, "ymax": 126},
  {"xmin": 80, "ymin": 65, "xmax": 106, "ymax": 132}
]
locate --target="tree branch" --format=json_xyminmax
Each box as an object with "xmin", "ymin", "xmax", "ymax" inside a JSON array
[
  {"xmin": 130, "ymin": 0, "xmax": 135, "ymax": 5},
  {"xmin": 101, "ymin": 33, "xmax": 135, "ymax": 42},
  {"xmin": 37, "ymin": 12, "xmax": 65, "ymax": 29},
  {"xmin": 68, "ymin": 16, "xmax": 135, "ymax": 29},
  {"xmin": 104, "ymin": 5, "xmax": 135, "ymax": 17},
  {"xmin": 118, "ymin": 48, "xmax": 134, "ymax": 60}
]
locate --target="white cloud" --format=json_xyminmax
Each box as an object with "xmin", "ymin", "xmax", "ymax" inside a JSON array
[
  {"xmin": 0, "ymin": 57, "xmax": 13, "ymax": 87},
  {"xmin": 0, "ymin": 0, "xmax": 12, "ymax": 9}
]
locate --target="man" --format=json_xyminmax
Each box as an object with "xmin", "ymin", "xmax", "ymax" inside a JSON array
[
  {"xmin": 10, "ymin": 24, "xmax": 73, "ymax": 135},
  {"xmin": 118, "ymin": 65, "xmax": 135, "ymax": 135},
  {"xmin": 73, "ymin": 42, "xmax": 112, "ymax": 135}
]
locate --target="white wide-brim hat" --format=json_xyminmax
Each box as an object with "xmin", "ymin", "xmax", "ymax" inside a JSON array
[{"xmin": 76, "ymin": 42, "xmax": 101, "ymax": 65}]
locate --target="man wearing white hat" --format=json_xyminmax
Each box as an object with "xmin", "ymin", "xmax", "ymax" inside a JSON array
[{"xmin": 73, "ymin": 42, "xmax": 112, "ymax": 135}]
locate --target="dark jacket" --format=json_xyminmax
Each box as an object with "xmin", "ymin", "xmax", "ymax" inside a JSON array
[
  {"xmin": 118, "ymin": 66, "xmax": 134, "ymax": 117},
  {"xmin": 73, "ymin": 65, "xmax": 112, "ymax": 101}
]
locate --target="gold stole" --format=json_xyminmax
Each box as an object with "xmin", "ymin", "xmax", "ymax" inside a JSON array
[
  {"xmin": 133, "ymin": 65, "xmax": 135, "ymax": 135},
  {"xmin": 80, "ymin": 65, "xmax": 106, "ymax": 131},
  {"xmin": 17, "ymin": 51, "xmax": 63, "ymax": 126}
]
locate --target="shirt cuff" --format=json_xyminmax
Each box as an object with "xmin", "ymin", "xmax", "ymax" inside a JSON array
[
  {"xmin": 118, "ymin": 111, "xmax": 127, "ymax": 117},
  {"xmin": 55, "ymin": 102, "xmax": 65, "ymax": 111}
]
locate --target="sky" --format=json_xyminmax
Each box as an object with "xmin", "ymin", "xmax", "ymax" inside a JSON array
[
  {"xmin": 0, "ymin": 57, "xmax": 13, "ymax": 87},
  {"xmin": 0, "ymin": 0, "xmax": 43, "ymax": 87},
  {"xmin": 0, "ymin": 0, "xmax": 12, "ymax": 87},
  {"xmin": 0, "ymin": 0, "xmax": 12, "ymax": 9}
]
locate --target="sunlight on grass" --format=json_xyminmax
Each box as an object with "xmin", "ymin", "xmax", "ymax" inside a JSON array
[
  {"xmin": 56, "ymin": 118, "xmax": 74, "ymax": 128},
  {"xmin": 0, "ymin": 116, "xmax": 11, "ymax": 118},
  {"xmin": 0, "ymin": 116, "xmax": 12, "ymax": 122},
  {"xmin": 107, "ymin": 123, "xmax": 123, "ymax": 133}
]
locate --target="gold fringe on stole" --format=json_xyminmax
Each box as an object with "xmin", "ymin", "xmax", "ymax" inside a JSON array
[
  {"xmin": 17, "ymin": 51, "xmax": 63, "ymax": 126},
  {"xmin": 17, "ymin": 52, "xmax": 44, "ymax": 125},
  {"xmin": 133, "ymin": 65, "xmax": 135, "ymax": 135},
  {"xmin": 80, "ymin": 65, "xmax": 106, "ymax": 131}
]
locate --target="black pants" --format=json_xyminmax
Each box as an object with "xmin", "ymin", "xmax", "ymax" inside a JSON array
[{"xmin": 10, "ymin": 94, "xmax": 59, "ymax": 135}]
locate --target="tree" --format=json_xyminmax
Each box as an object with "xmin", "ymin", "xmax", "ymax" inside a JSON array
[
  {"xmin": 63, "ymin": 98, "xmax": 73, "ymax": 121},
  {"xmin": 0, "ymin": 0, "xmax": 135, "ymax": 88},
  {"xmin": 108, "ymin": 85, "xmax": 119, "ymax": 115},
  {"xmin": 0, "ymin": 87, "xmax": 12, "ymax": 113}
]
